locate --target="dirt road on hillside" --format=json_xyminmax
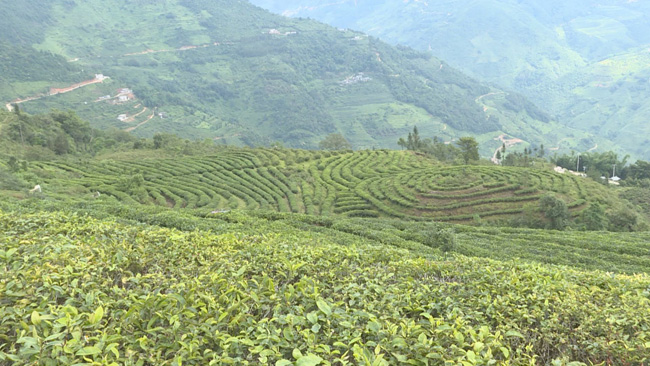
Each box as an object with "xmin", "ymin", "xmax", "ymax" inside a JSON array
[
  {"xmin": 125, "ymin": 109, "xmax": 156, "ymax": 132},
  {"xmin": 475, "ymin": 92, "xmax": 505, "ymax": 103},
  {"xmin": 5, "ymin": 75, "xmax": 108, "ymax": 111},
  {"xmin": 491, "ymin": 134, "xmax": 524, "ymax": 164}
]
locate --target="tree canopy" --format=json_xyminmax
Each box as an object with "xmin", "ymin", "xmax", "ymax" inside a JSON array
[
  {"xmin": 455, "ymin": 137, "xmax": 479, "ymax": 164},
  {"xmin": 319, "ymin": 133, "xmax": 352, "ymax": 151}
]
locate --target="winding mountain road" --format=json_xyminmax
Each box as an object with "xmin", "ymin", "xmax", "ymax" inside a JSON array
[
  {"xmin": 4, "ymin": 76, "xmax": 108, "ymax": 111},
  {"xmin": 125, "ymin": 109, "xmax": 156, "ymax": 132},
  {"xmin": 475, "ymin": 92, "xmax": 505, "ymax": 103}
]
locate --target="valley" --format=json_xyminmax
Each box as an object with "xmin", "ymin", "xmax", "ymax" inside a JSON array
[
  {"xmin": 250, "ymin": 0, "xmax": 650, "ymax": 159},
  {"xmin": 2, "ymin": 1, "xmax": 650, "ymax": 364},
  {"xmin": 0, "ymin": 0, "xmax": 604, "ymax": 154}
]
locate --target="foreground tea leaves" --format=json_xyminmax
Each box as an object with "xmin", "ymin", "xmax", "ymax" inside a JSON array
[{"xmin": 1, "ymin": 210, "xmax": 650, "ymax": 365}]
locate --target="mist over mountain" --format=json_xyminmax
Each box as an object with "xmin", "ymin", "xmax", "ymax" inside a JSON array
[
  {"xmin": 251, "ymin": 0, "xmax": 650, "ymax": 86},
  {"xmin": 251, "ymin": 0, "xmax": 650, "ymax": 158}
]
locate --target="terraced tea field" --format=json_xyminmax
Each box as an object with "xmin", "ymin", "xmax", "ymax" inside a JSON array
[{"xmin": 34, "ymin": 148, "xmax": 607, "ymax": 222}]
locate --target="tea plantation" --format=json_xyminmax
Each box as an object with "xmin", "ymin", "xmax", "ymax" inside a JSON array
[
  {"xmin": 1, "ymin": 203, "xmax": 650, "ymax": 365},
  {"xmin": 3, "ymin": 148, "xmax": 650, "ymax": 364},
  {"xmin": 30, "ymin": 148, "xmax": 619, "ymax": 223}
]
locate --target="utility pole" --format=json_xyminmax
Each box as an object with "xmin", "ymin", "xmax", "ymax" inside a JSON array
[
  {"xmin": 576, "ymin": 155, "xmax": 580, "ymax": 172},
  {"xmin": 613, "ymin": 164, "xmax": 616, "ymax": 178}
]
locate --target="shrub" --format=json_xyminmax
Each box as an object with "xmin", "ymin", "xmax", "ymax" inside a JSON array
[
  {"xmin": 539, "ymin": 194, "xmax": 569, "ymax": 230},
  {"xmin": 423, "ymin": 228, "xmax": 457, "ymax": 253}
]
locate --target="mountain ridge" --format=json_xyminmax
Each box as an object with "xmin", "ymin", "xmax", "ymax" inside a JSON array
[{"xmin": 250, "ymin": 0, "xmax": 650, "ymax": 159}]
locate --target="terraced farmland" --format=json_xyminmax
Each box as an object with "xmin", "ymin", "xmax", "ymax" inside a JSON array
[{"xmin": 35, "ymin": 148, "xmax": 607, "ymax": 222}]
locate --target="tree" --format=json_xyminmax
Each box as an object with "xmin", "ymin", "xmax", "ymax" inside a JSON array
[
  {"xmin": 425, "ymin": 137, "xmax": 459, "ymax": 162},
  {"xmin": 52, "ymin": 110, "xmax": 91, "ymax": 151},
  {"xmin": 397, "ymin": 137, "xmax": 407, "ymax": 150},
  {"xmin": 319, "ymin": 133, "xmax": 351, "ymax": 150},
  {"xmin": 579, "ymin": 203, "xmax": 608, "ymax": 231},
  {"xmin": 406, "ymin": 126, "xmax": 423, "ymax": 150},
  {"xmin": 53, "ymin": 132, "xmax": 70, "ymax": 155},
  {"xmin": 7, "ymin": 156, "xmax": 19, "ymax": 172},
  {"xmin": 552, "ymin": 151, "xmax": 630, "ymax": 180},
  {"xmin": 629, "ymin": 160, "xmax": 650, "ymax": 180},
  {"xmin": 423, "ymin": 228, "xmax": 457, "ymax": 253},
  {"xmin": 455, "ymin": 137, "xmax": 479, "ymax": 164},
  {"xmin": 153, "ymin": 133, "xmax": 182, "ymax": 150},
  {"xmin": 118, "ymin": 173, "xmax": 148, "ymax": 202},
  {"xmin": 607, "ymin": 208, "xmax": 638, "ymax": 232},
  {"xmin": 539, "ymin": 194, "xmax": 569, "ymax": 230}
]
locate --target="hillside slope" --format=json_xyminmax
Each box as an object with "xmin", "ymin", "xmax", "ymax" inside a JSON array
[
  {"xmin": 1, "ymin": 204, "xmax": 650, "ymax": 365},
  {"xmin": 533, "ymin": 47, "xmax": 650, "ymax": 159},
  {"xmin": 0, "ymin": 0, "xmax": 597, "ymax": 153},
  {"xmin": 251, "ymin": 0, "xmax": 650, "ymax": 89},
  {"xmin": 16, "ymin": 147, "xmax": 643, "ymax": 230},
  {"xmin": 251, "ymin": 0, "xmax": 650, "ymax": 158}
]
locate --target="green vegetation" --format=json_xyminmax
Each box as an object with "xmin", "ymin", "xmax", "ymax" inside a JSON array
[
  {"xmin": 0, "ymin": 109, "xmax": 138, "ymax": 159},
  {"xmin": 3, "ymin": 2, "xmax": 650, "ymax": 363},
  {"xmin": 0, "ymin": 42, "xmax": 84, "ymax": 100},
  {"xmin": 318, "ymin": 133, "xmax": 352, "ymax": 151},
  {"xmin": 2, "ymin": 109, "xmax": 645, "ymax": 232},
  {"xmin": 4, "ymin": 136, "xmax": 642, "ymax": 230},
  {"xmin": 397, "ymin": 127, "xmax": 481, "ymax": 165},
  {"xmin": 252, "ymin": 0, "xmax": 650, "ymax": 88},
  {"xmin": 251, "ymin": 0, "xmax": 650, "ymax": 159},
  {"xmin": 2, "ymin": 124, "xmax": 649, "ymax": 363},
  {"xmin": 0, "ymin": 0, "xmax": 599, "ymax": 154},
  {"xmin": 533, "ymin": 47, "xmax": 650, "ymax": 160},
  {"xmin": 2, "ymin": 200, "xmax": 650, "ymax": 365}
]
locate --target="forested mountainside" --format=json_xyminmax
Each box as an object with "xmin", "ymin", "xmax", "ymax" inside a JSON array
[
  {"xmin": 251, "ymin": 0, "xmax": 650, "ymax": 159},
  {"xmin": 0, "ymin": 0, "xmax": 598, "ymax": 153},
  {"xmin": 251, "ymin": 0, "xmax": 650, "ymax": 88}
]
